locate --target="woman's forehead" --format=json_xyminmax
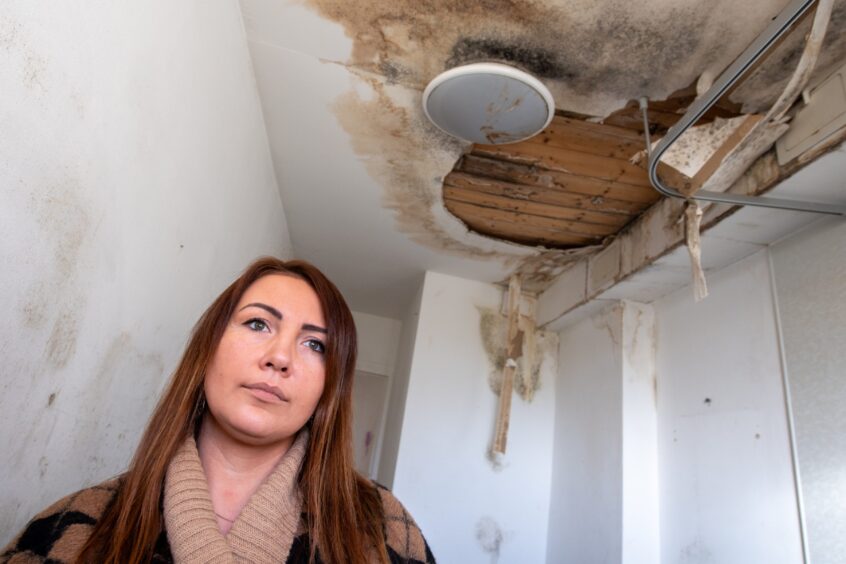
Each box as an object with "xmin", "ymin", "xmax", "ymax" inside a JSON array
[{"xmin": 239, "ymin": 275, "xmax": 324, "ymax": 318}]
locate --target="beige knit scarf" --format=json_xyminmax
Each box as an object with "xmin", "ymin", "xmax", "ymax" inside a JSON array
[{"xmin": 163, "ymin": 430, "xmax": 308, "ymax": 564}]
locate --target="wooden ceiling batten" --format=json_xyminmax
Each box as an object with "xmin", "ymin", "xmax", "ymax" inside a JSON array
[
  {"xmin": 445, "ymin": 172, "xmax": 643, "ymax": 215},
  {"xmin": 443, "ymin": 185, "xmax": 630, "ymax": 228},
  {"xmin": 459, "ymin": 155, "xmax": 659, "ymax": 204},
  {"xmin": 473, "ymin": 142, "xmax": 652, "ymax": 187},
  {"xmin": 442, "ymin": 93, "xmax": 744, "ymax": 249}
]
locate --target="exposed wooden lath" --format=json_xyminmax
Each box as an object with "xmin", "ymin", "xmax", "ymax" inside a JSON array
[
  {"xmin": 442, "ymin": 85, "xmax": 747, "ymax": 250},
  {"xmin": 443, "ymin": 116, "xmax": 662, "ymax": 248}
]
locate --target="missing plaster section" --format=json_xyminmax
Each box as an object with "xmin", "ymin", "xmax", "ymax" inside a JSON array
[{"xmin": 478, "ymin": 306, "xmax": 558, "ymax": 402}]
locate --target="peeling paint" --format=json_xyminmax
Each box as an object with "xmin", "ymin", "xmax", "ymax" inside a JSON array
[{"xmin": 478, "ymin": 306, "xmax": 558, "ymax": 402}]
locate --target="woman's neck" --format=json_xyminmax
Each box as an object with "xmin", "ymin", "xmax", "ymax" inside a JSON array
[{"xmin": 196, "ymin": 415, "xmax": 294, "ymax": 534}]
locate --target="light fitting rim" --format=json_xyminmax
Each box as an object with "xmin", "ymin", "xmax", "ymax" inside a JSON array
[{"xmin": 422, "ymin": 62, "xmax": 555, "ymax": 144}]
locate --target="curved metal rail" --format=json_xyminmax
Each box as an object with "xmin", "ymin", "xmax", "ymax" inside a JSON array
[{"xmin": 643, "ymin": 0, "xmax": 846, "ymax": 216}]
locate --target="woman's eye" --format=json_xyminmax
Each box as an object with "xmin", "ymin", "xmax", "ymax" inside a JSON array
[
  {"xmin": 244, "ymin": 318, "xmax": 269, "ymax": 332},
  {"xmin": 305, "ymin": 339, "xmax": 325, "ymax": 354}
]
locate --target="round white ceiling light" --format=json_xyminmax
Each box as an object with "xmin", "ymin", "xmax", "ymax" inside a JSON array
[{"xmin": 422, "ymin": 62, "xmax": 555, "ymax": 145}]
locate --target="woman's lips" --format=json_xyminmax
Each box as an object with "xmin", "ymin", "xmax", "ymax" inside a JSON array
[{"xmin": 244, "ymin": 382, "xmax": 287, "ymax": 403}]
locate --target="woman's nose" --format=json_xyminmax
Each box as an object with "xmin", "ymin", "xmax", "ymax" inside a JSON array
[{"xmin": 262, "ymin": 335, "xmax": 292, "ymax": 374}]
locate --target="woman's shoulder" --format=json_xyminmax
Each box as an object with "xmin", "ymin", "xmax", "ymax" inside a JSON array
[
  {"xmin": 371, "ymin": 481, "xmax": 436, "ymax": 564},
  {"xmin": 0, "ymin": 477, "xmax": 121, "ymax": 563}
]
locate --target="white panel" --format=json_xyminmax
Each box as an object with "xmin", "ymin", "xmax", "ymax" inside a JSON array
[
  {"xmin": 771, "ymin": 218, "xmax": 846, "ymax": 564},
  {"xmin": 777, "ymin": 62, "xmax": 846, "ymax": 164},
  {"xmin": 654, "ymin": 251, "xmax": 802, "ymax": 564}
]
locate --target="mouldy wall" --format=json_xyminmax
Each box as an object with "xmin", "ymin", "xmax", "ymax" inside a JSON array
[
  {"xmin": 654, "ymin": 250, "xmax": 802, "ymax": 564},
  {"xmin": 391, "ymin": 271, "xmax": 555, "ymax": 564},
  {"xmin": 0, "ymin": 1, "xmax": 290, "ymax": 545}
]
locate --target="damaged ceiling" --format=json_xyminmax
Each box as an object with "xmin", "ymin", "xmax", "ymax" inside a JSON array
[{"xmin": 239, "ymin": 0, "xmax": 846, "ymax": 318}]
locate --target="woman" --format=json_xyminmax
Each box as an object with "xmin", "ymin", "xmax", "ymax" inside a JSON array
[{"xmin": 1, "ymin": 258, "xmax": 434, "ymax": 564}]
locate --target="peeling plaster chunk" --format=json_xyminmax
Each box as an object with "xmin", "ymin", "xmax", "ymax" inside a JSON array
[{"xmin": 478, "ymin": 306, "xmax": 558, "ymax": 403}]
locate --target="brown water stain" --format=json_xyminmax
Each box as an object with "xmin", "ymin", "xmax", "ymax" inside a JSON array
[
  {"xmin": 21, "ymin": 175, "xmax": 92, "ymax": 368},
  {"xmin": 44, "ymin": 306, "xmax": 79, "ymax": 369},
  {"xmin": 302, "ymin": 0, "xmax": 836, "ymax": 288},
  {"xmin": 333, "ymin": 73, "xmax": 527, "ymax": 259},
  {"xmin": 305, "ymin": 0, "xmax": 704, "ymax": 286},
  {"xmin": 304, "ymin": 0, "xmax": 735, "ymax": 115},
  {"xmin": 507, "ymin": 247, "xmax": 598, "ymax": 293},
  {"xmin": 71, "ymin": 333, "xmax": 165, "ymax": 451},
  {"xmin": 478, "ymin": 306, "xmax": 557, "ymax": 402}
]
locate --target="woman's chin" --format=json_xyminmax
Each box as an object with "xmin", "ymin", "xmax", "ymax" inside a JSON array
[{"xmin": 220, "ymin": 412, "xmax": 299, "ymax": 447}]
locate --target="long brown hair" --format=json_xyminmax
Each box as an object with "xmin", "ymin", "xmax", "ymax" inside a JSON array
[{"xmin": 77, "ymin": 257, "xmax": 388, "ymax": 564}]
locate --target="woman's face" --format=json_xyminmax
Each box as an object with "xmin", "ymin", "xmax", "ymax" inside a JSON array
[{"xmin": 203, "ymin": 274, "xmax": 327, "ymax": 446}]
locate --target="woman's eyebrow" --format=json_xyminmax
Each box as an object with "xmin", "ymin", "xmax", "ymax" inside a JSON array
[
  {"xmin": 303, "ymin": 323, "xmax": 327, "ymax": 334},
  {"xmin": 239, "ymin": 303, "xmax": 282, "ymax": 319}
]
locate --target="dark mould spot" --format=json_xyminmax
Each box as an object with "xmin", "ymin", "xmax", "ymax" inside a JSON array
[
  {"xmin": 379, "ymin": 60, "xmax": 412, "ymax": 84},
  {"xmin": 704, "ymin": 397, "xmax": 711, "ymax": 405},
  {"xmin": 755, "ymin": 433, "xmax": 761, "ymax": 439},
  {"xmin": 447, "ymin": 37, "xmax": 570, "ymax": 79},
  {"xmin": 47, "ymin": 392, "xmax": 56, "ymax": 406}
]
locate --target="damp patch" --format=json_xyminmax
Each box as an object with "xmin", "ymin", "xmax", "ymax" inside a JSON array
[
  {"xmin": 478, "ymin": 306, "xmax": 558, "ymax": 402},
  {"xmin": 475, "ymin": 516, "xmax": 504, "ymax": 564},
  {"xmin": 303, "ymin": 0, "xmax": 813, "ymax": 116}
]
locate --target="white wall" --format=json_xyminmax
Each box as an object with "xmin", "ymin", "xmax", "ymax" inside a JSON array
[
  {"xmin": 377, "ymin": 280, "xmax": 424, "ymax": 488},
  {"xmin": 352, "ymin": 311, "xmax": 402, "ymax": 377},
  {"xmin": 350, "ymin": 311, "xmax": 402, "ymax": 478},
  {"xmin": 548, "ymin": 301, "xmax": 659, "ymax": 564},
  {"xmin": 654, "ymin": 250, "xmax": 802, "ymax": 564},
  {"xmin": 548, "ymin": 304, "xmax": 624, "ymax": 564},
  {"xmin": 392, "ymin": 271, "xmax": 556, "ymax": 564},
  {"xmin": 621, "ymin": 302, "xmax": 660, "ymax": 564},
  {"xmin": 0, "ymin": 0, "xmax": 290, "ymax": 545},
  {"xmin": 770, "ymin": 217, "xmax": 846, "ymax": 564}
]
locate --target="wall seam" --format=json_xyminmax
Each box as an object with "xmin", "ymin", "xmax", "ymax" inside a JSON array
[{"xmin": 766, "ymin": 247, "xmax": 810, "ymax": 564}]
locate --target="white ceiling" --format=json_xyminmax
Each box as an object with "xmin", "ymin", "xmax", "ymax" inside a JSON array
[{"xmin": 239, "ymin": 0, "xmax": 846, "ymax": 319}]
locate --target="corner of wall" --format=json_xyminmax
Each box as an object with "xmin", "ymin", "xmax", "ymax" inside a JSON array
[{"xmin": 375, "ymin": 278, "xmax": 425, "ymax": 488}]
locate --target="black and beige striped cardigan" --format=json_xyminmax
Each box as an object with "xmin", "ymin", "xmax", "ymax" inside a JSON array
[{"xmin": 0, "ymin": 478, "xmax": 435, "ymax": 563}]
